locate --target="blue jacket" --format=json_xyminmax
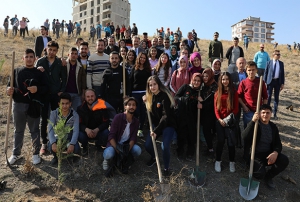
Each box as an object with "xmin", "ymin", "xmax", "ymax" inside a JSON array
[
  {"xmin": 253, "ymin": 51, "xmax": 270, "ymax": 69},
  {"xmin": 263, "ymin": 60, "xmax": 285, "ymax": 86}
]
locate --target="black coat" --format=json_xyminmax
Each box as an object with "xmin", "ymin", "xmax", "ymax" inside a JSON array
[
  {"xmin": 34, "ymin": 36, "xmax": 52, "ymax": 58},
  {"xmin": 225, "ymin": 46, "xmax": 244, "ymax": 66}
]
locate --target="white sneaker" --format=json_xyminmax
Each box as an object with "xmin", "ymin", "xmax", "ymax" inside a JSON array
[
  {"xmin": 215, "ymin": 161, "xmax": 221, "ymax": 172},
  {"xmin": 229, "ymin": 162, "xmax": 236, "ymax": 173},
  {"xmin": 7, "ymin": 155, "xmax": 21, "ymax": 165},
  {"xmin": 32, "ymin": 154, "xmax": 41, "ymax": 165},
  {"xmin": 103, "ymin": 159, "xmax": 108, "ymax": 170},
  {"xmin": 137, "ymin": 130, "xmax": 144, "ymax": 137}
]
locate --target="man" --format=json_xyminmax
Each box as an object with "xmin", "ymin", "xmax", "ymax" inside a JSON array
[
  {"xmin": 163, "ymin": 38, "xmax": 171, "ymax": 56},
  {"xmin": 47, "ymin": 93, "xmax": 80, "ymax": 165},
  {"xmin": 242, "ymin": 104, "xmax": 289, "ymax": 188},
  {"xmin": 34, "ymin": 26, "xmax": 52, "ymax": 58},
  {"xmin": 52, "ymin": 19, "xmax": 56, "ymax": 36},
  {"xmin": 183, "ymin": 32, "xmax": 195, "ymax": 54},
  {"xmin": 243, "ymin": 34, "xmax": 249, "ymax": 50},
  {"xmin": 253, "ymin": 44, "xmax": 270, "ymax": 77},
  {"xmin": 10, "ymin": 14, "xmax": 19, "ymax": 36},
  {"xmin": 131, "ymin": 23, "xmax": 138, "ymax": 35},
  {"xmin": 124, "ymin": 30, "xmax": 132, "ymax": 49},
  {"xmin": 142, "ymin": 32, "xmax": 151, "ymax": 48},
  {"xmin": 156, "ymin": 36, "xmax": 164, "ymax": 50},
  {"xmin": 66, "ymin": 20, "xmax": 74, "ymax": 38},
  {"xmin": 131, "ymin": 36, "xmax": 144, "ymax": 56},
  {"xmin": 75, "ymin": 21, "xmax": 81, "ymax": 37},
  {"xmin": 104, "ymin": 36, "xmax": 119, "ymax": 55},
  {"xmin": 87, "ymin": 39, "xmax": 110, "ymax": 97},
  {"xmin": 208, "ymin": 32, "xmax": 223, "ymax": 64},
  {"xmin": 100, "ymin": 51, "xmax": 130, "ymax": 112},
  {"xmin": 172, "ymin": 33, "xmax": 180, "ymax": 51},
  {"xmin": 103, "ymin": 97, "xmax": 141, "ymax": 174},
  {"xmin": 96, "ymin": 21, "xmax": 102, "ymax": 39},
  {"xmin": 55, "ymin": 19, "xmax": 60, "ymax": 39},
  {"xmin": 43, "ymin": 19, "xmax": 50, "ymax": 30},
  {"xmin": 109, "ymin": 22, "xmax": 115, "ymax": 35},
  {"xmin": 6, "ymin": 48, "xmax": 48, "ymax": 165},
  {"xmin": 263, "ymin": 50, "xmax": 285, "ymax": 120},
  {"xmin": 149, "ymin": 37, "xmax": 163, "ymax": 59},
  {"xmin": 78, "ymin": 42, "xmax": 89, "ymax": 70},
  {"xmin": 192, "ymin": 29, "xmax": 200, "ymax": 51},
  {"xmin": 77, "ymin": 89, "xmax": 110, "ymax": 154},
  {"xmin": 225, "ymin": 37, "xmax": 244, "ymax": 73},
  {"xmin": 36, "ymin": 41, "xmax": 67, "ymax": 155},
  {"xmin": 3, "ymin": 16, "xmax": 9, "ymax": 37},
  {"xmin": 176, "ymin": 27, "xmax": 182, "ymax": 41},
  {"xmin": 65, "ymin": 47, "xmax": 86, "ymax": 111}
]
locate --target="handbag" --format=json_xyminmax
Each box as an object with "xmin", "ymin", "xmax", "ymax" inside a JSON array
[{"xmin": 223, "ymin": 113, "xmax": 236, "ymax": 128}]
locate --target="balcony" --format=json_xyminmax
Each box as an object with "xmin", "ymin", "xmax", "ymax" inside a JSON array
[
  {"xmin": 103, "ymin": 0, "xmax": 111, "ymax": 3},
  {"xmin": 102, "ymin": 6, "xmax": 111, "ymax": 13},
  {"xmin": 266, "ymin": 24, "xmax": 274, "ymax": 29},
  {"xmin": 266, "ymin": 32, "xmax": 274, "ymax": 35}
]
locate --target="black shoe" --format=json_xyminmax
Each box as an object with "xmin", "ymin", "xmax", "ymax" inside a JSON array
[
  {"xmin": 50, "ymin": 156, "xmax": 58, "ymax": 165},
  {"xmin": 163, "ymin": 168, "xmax": 172, "ymax": 177},
  {"xmin": 265, "ymin": 178, "xmax": 276, "ymax": 188},
  {"xmin": 146, "ymin": 158, "xmax": 156, "ymax": 167},
  {"xmin": 82, "ymin": 147, "xmax": 88, "ymax": 156}
]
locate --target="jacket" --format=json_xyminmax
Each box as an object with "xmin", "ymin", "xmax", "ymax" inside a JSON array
[
  {"xmin": 263, "ymin": 60, "xmax": 285, "ymax": 86},
  {"xmin": 225, "ymin": 46, "xmax": 244, "ymax": 65},
  {"xmin": 66, "ymin": 59, "xmax": 86, "ymax": 95},
  {"xmin": 34, "ymin": 35, "xmax": 52, "ymax": 58}
]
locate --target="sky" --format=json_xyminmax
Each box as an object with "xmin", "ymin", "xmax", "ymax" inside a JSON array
[{"xmin": 1, "ymin": 0, "xmax": 298, "ymax": 44}]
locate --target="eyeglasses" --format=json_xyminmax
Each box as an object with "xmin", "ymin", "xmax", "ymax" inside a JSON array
[
  {"xmin": 25, "ymin": 56, "xmax": 34, "ymax": 58},
  {"xmin": 260, "ymin": 47, "xmax": 264, "ymax": 48},
  {"xmin": 275, "ymin": 54, "xmax": 281, "ymax": 56}
]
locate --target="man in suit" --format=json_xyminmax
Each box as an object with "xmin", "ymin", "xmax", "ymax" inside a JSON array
[
  {"xmin": 131, "ymin": 36, "xmax": 144, "ymax": 56},
  {"xmin": 183, "ymin": 32, "xmax": 195, "ymax": 54},
  {"xmin": 34, "ymin": 26, "xmax": 52, "ymax": 58},
  {"xmin": 104, "ymin": 36, "xmax": 119, "ymax": 55},
  {"xmin": 263, "ymin": 50, "xmax": 285, "ymax": 120}
]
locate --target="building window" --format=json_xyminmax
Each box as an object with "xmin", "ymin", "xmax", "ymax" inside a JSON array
[
  {"xmin": 255, "ymin": 22, "xmax": 259, "ymax": 26},
  {"xmin": 90, "ymin": 17, "xmax": 93, "ymax": 24},
  {"xmin": 91, "ymin": 1, "xmax": 94, "ymax": 7},
  {"xmin": 80, "ymin": 13, "xmax": 82, "ymax": 17},
  {"xmin": 97, "ymin": 0, "xmax": 100, "ymax": 4},
  {"xmin": 91, "ymin": 9, "xmax": 94, "ymax": 15},
  {"xmin": 261, "ymin": 39, "xmax": 265, "ymax": 43},
  {"xmin": 97, "ymin": 7, "xmax": 100, "ymax": 13},
  {"xmin": 254, "ymin": 39, "xmax": 259, "ymax": 42},
  {"xmin": 84, "ymin": 19, "xmax": 86, "ymax": 24},
  {"xmin": 261, "ymin": 34, "xmax": 265, "ymax": 38},
  {"xmin": 261, "ymin": 28, "xmax": 265, "ymax": 33},
  {"xmin": 254, "ymin": 27, "xmax": 259, "ymax": 32},
  {"xmin": 84, "ymin": 27, "xmax": 86, "ymax": 32},
  {"xmin": 97, "ymin": 15, "xmax": 100, "ymax": 22},
  {"xmin": 84, "ymin": 11, "xmax": 87, "ymax": 16},
  {"xmin": 247, "ymin": 21, "xmax": 253, "ymax": 25},
  {"xmin": 80, "ymin": 21, "xmax": 82, "ymax": 25},
  {"xmin": 254, "ymin": 33, "xmax": 259, "ymax": 38},
  {"xmin": 261, "ymin": 23, "xmax": 265, "ymax": 27}
]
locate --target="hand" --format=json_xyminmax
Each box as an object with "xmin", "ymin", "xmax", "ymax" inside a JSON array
[
  {"xmin": 142, "ymin": 95, "xmax": 147, "ymax": 102},
  {"xmin": 280, "ymin": 84, "xmax": 284, "ymax": 91},
  {"xmin": 150, "ymin": 131, "xmax": 157, "ymax": 139},
  {"xmin": 6, "ymin": 87, "xmax": 14, "ymax": 96},
  {"xmin": 57, "ymin": 92, "xmax": 63, "ymax": 96},
  {"xmin": 52, "ymin": 143, "xmax": 57, "ymax": 153},
  {"xmin": 252, "ymin": 112, "xmax": 259, "ymax": 122},
  {"xmin": 61, "ymin": 58, "xmax": 67, "ymax": 66},
  {"xmin": 85, "ymin": 128, "xmax": 93, "ymax": 138},
  {"xmin": 266, "ymin": 151, "xmax": 278, "ymax": 165},
  {"xmin": 219, "ymin": 119, "xmax": 226, "ymax": 127},
  {"xmin": 242, "ymin": 105, "xmax": 250, "ymax": 112},
  {"xmin": 67, "ymin": 144, "xmax": 74, "ymax": 154},
  {"xmin": 92, "ymin": 128, "xmax": 99, "ymax": 136},
  {"xmin": 27, "ymin": 86, "xmax": 37, "ymax": 93},
  {"xmin": 37, "ymin": 66, "xmax": 45, "ymax": 72},
  {"xmin": 197, "ymin": 103, "xmax": 202, "ymax": 109},
  {"xmin": 198, "ymin": 96, "xmax": 203, "ymax": 102}
]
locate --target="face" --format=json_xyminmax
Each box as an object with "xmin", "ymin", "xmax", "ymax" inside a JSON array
[
  {"xmin": 188, "ymin": 33, "xmax": 193, "ymax": 40},
  {"xmin": 119, "ymin": 41, "xmax": 125, "ymax": 47},
  {"xmin": 120, "ymin": 47, "xmax": 127, "ymax": 57},
  {"xmin": 193, "ymin": 57, "xmax": 201, "ymax": 67},
  {"xmin": 68, "ymin": 50, "xmax": 78, "ymax": 62},
  {"xmin": 59, "ymin": 99, "xmax": 71, "ymax": 114},
  {"xmin": 221, "ymin": 75, "xmax": 230, "ymax": 87},
  {"xmin": 124, "ymin": 100, "xmax": 137, "ymax": 114},
  {"xmin": 260, "ymin": 109, "xmax": 271, "ymax": 124},
  {"xmin": 236, "ymin": 58, "xmax": 245, "ymax": 71},
  {"xmin": 160, "ymin": 55, "xmax": 168, "ymax": 64},
  {"xmin": 150, "ymin": 48, "xmax": 157, "ymax": 57},
  {"xmin": 179, "ymin": 58, "xmax": 187, "ymax": 68},
  {"xmin": 125, "ymin": 31, "xmax": 130, "ymax": 37},
  {"xmin": 77, "ymin": 40, "xmax": 83, "ymax": 47},
  {"xmin": 149, "ymin": 79, "xmax": 159, "ymax": 94},
  {"xmin": 174, "ymin": 35, "xmax": 178, "ymax": 41},
  {"xmin": 260, "ymin": 45, "xmax": 264, "ymax": 51},
  {"xmin": 97, "ymin": 41, "xmax": 105, "ymax": 53},
  {"xmin": 109, "ymin": 38, "xmax": 115, "ymax": 46},
  {"xmin": 47, "ymin": 46, "xmax": 58, "ymax": 58},
  {"xmin": 127, "ymin": 52, "xmax": 135, "ymax": 62},
  {"xmin": 214, "ymin": 34, "xmax": 219, "ymax": 40},
  {"xmin": 139, "ymin": 54, "xmax": 146, "ymax": 65},
  {"xmin": 246, "ymin": 65, "xmax": 258, "ymax": 79},
  {"xmin": 109, "ymin": 54, "xmax": 120, "ymax": 67},
  {"xmin": 23, "ymin": 53, "xmax": 35, "ymax": 67},
  {"xmin": 152, "ymin": 38, "xmax": 158, "ymax": 46},
  {"xmin": 80, "ymin": 45, "xmax": 89, "ymax": 57},
  {"xmin": 171, "ymin": 48, "xmax": 177, "ymax": 56},
  {"xmin": 141, "ymin": 41, "xmax": 147, "ymax": 49},
  {"xmin": 192, "ymin": 76, "xmax": 201, "ymax": 88},
  {"xmin": 180, "ymin": 42, "xmax": 185, "ymax": 49},
  {"xmin": 213, "ymin": 61, "xmax": 221, "ymax": 70},
  {"xmin": 143, "ymin": 35, "xmax": 148, "ymax": 40},
  {"xmin": 273, "ymin": 51, "xmax": 281, "ymax": 60},
  {"xmin": 164, "ymin": 40, "xmax": 170, "ymax": 48},
  {"xmin": 181, "ymin": 50, "xmax": 188, "ymax": 57},
  {"xmin": 85, "ymin": 90, "xmax": 96, "ymax": 105},
  {"xmin": 233, "ymin": 40, "xmax": 239, "ymax": 46},
  {"xmin": 133, "ymin": 38, "xmax": 140, "ymax": 47},
  {"xmin": 203, "ymin": 73, "xmax": 209, "ymax": 83},
  {"xmin": 40, "ymin": 27, "xmax": 46, "ymax": 35},
  {"xmin": 158, "ymin": 37, "xmax": 163, "ymax": 45}
]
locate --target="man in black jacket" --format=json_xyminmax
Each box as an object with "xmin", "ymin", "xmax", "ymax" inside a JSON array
[
  {"xmin": 242, "ymin": 104, "xmax": 289, "ymax": 188},
  {"xmin": 104, "ymin": 37, "xmax": 119, "ymax": 55},
  {"xmin": 34, "ymin": 26, "xmax": 52, "ymax": 58},
  {"xmin": 225, "ymin": 37, "xmax": 244, "ymax": 73}
]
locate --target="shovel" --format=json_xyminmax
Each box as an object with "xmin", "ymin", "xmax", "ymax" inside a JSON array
[
  {"xmin": 146, "ymin": 110, "xmax": 170, "ymax": 202},
  {"xmin": 239, "ymin": 76, "xmax": 263, "ymax": 200},
  {"xmin": 4, "ymin": 51, "xmax": 15, "ymax": 167},
  {"xmin": 189, "ymin": 84, "xmax": 206, "ymax": 187},
  {"xmin": 122, "ymin": 56, "xmax": 126, "ymax": 99}
]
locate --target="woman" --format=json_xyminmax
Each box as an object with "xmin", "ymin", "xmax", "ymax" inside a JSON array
[
  {"xmin": 200, "ymin": 68, "xmax": 218, "ymax": 156},
  {"xmin": 130, "ymin": 52, "xmax": 152, "ymax": 137},
  {"xmin": 119, "ymin": 46, "xmax": 128, "ymax": 62},
  {"xmin": 153, "ymin": 53, "xmax": 171, "ymax": 87},
  {"xmin": 148, "ymin": 47, "xmax": 158, "ymax": 69},
  {"xmin": 144, "ymin": 76, "xmax": 176, "ymax": 176},
  {"xmin": 214, "ymin": 72, "xmax": 239, "ymax": 172},
  {"xmin": 170, "ymin": 55, "xmax": 192, "ymax": 96},
  {"xmin": 120, "ymin": 24, "xmax": 126, "ymax": 39},
  {"xmin": 121, "ymin": 49, "xmax": 136, "ymax": 75},
  {"xmin": 212, "ymin": 59, "xmax": 222, "ymax": 83},
  {"xmin": 118, "ymin": 39, "xmax": 126, "ymax": 48},
  {"xmin": 141, "ymin": 41, "xmax": 147, "ymax": 51},
  {"xmin": 175, "ymin": 73, "xmax": 202, "ymax": 160},
  {"xmin": 189, "ymin": 52, "xmax": 203, "ymax": 75},
  {"xmin": 115, "ymin": 25, "xmax": 120, "ymax": 40},
  {"xmin": 170, "ymin": 46, "xmax": 179, "ymax": 67}
]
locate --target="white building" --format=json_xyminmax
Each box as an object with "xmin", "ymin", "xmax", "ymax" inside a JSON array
[
  {"xmin": 231, "ymin": 16, "xmax": 275, "ymax": 43},
  {"xmin": 72, "ymin": 0, "xmax": 131, "ymax": 32}
]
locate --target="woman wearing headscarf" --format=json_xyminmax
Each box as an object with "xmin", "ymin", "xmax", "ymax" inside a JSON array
[
  {"xmin": 189, "ymin": 52, "xmax": 203, "ymax": 75},
  {"xmin": 212, "ymin": 59, "xmax": 222, "ymax": 83},
  {"xmin": 170, "ymin": 45, "xmax": 179, "ymax": 67}
]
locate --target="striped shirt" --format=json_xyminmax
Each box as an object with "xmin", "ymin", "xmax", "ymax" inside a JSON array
[{"xmin": 87, "ymin": 53, "xmax": 110, "ymax": 88}]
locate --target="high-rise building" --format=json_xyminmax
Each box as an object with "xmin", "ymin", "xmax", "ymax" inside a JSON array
[
  {"xmin": 72, "ymin": 0, "xmax": 131, "ymax": 32},
  {"xmin": 231, "ymin": 16, "xmax": 275, "ymax": 43}
]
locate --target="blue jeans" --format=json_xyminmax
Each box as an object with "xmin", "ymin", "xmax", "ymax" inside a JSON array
[
  {"xmin": 78, "ymin": 129, "xmax": 109, "ymax": 148},
  {"xmin": 93, "ymin": 86, "xmax": 101, "ymax": 98},
  {"xmin": 103, "ymin": 145, "xmax": 141, "ymax": 160},
  {"xmin": 267, "ymin": 79, "xmax": 280, "ymax": 115},
  {"xmin": 243, "ymin": 110, "xmax": 254, "ymax": 129},
  {"xmin": 47, "ymin": 133, "xmax": 80, "ymax": 157},
  {"xmin": 132, "ymin": 92, "xmax": 146, "ymax": 130},
  {"xmin": 69, "ymin": 93, "xmax": 82, "ymax": 112},
  {"xmin": 145, "ymin": 126, "xmax": 175, "ymax": 169}
]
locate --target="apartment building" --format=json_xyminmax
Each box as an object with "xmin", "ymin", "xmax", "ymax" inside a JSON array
[
  {"xmin": 72, "ymin": 0, "xmax": 131, "ymax": 32},
  {"xmin": 231, "ymin": 16, "xmax": 275, "ymax": 43}
]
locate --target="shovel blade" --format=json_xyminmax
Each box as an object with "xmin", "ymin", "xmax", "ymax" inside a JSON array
[
  {"xmin": 189, "ymin": 170, "xmax": 206, "ymax": 187},
  {"xmin": 152, "ymin": 183, "xmax": 171, "ymax": 202},
  {"xmin": 239, "ymin": 178, "xmax": 260, "ymax": 201}
]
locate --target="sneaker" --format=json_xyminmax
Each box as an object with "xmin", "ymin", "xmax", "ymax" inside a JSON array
[
  {"xmin": 137, "ymin": 130, "xmax": 144, "ymax": 137},
  {"xmin": 229, "ymin": 162, "xmax": 236, "ymax": 173},
  {"xmin": 7, "ymin": 155, "xmax": 21, "ymax": 165},
  {"xmin": 50, "ymin": 156, "xmax": 58, "ymax": 165},
  {"xmin": 163, "ymin": 168, "xmax": 172, "ymax": 177},
  {"xmin": 265, "ymin": 177, "xmax": 276, "ymax": 188},
  {"xmin": 40, "ymin": 144, "xmax": 47, "ymax": 155},
  {"xmin": 32, "ymin": 154, "xmax": 41, "ymax": 165},
  {"xmin": 146, "ymin": 158, "xmax": 156, "ymax": 167},
  {"xmin": 215, "ymin": 161, "xmax": 221, "ymax": 172},
  {"xmin": 103, "ymin": 159, "xmax": 109, "ymax": 170}
]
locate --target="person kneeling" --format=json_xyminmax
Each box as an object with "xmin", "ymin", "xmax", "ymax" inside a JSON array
[
  {"xmin": 103, "ymin": 97, "xmax": 141, "ymax": 176},
  {"xmin": 48, "ymin": 93, "xmax": 80, "ymax": 165}
]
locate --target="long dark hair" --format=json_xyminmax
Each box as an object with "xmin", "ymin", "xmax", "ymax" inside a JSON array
[
  {"xmin": 216, "ymin": 72, "xmax": 234, "ymax": 112},
  {"xmin": 125, "ymin": 49, "xmax": 136, "ymax": 65},
  {"xmin": 134, "ymin": 52, "xmax": 151, "ymax": 72},
  {"xmin": 153, "ymin": 53, "xmax": 171, "ymax": 82}
]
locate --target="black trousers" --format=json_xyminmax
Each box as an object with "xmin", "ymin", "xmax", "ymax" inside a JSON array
[
  {"xmin": 215, "ymin": 121, "xmax": 235, "ymax": 162},
  {"xmin": 177, "ymin": 121, "xmax": 197, "ymax": 156}
]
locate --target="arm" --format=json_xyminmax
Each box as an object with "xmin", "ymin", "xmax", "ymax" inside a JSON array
[
  {"xmin": 169, "ymin": 70, "xmax": 177, "ymax": 93},
  {"xmin": 225, "ymin": 47, "xmax": 231, "ymax": 59},
  {"xmin": 241, "ymin": 117, "xmax": 255, "ymax": 141},
  {"xmin": 240, "ymin": 47, "xmax": 244, "ymax": 57},
  {"xmin": 163, "ymin": 67, "xmax": 172, "ymax": 87},
  {"xmin": 86, "ymin": 59, "xmax": 93, "ymax": 89},
  {"xmin": 232, "ymin": 91, "xmax": 239, "ymax": 115},
  {"xmin": 153, "ymin": 95, "xmax": 172, "ymax": 135},
  {"xmin": 47, "ymin": 110, "xmax": 57, "ymax": 145},
  {"xmin": 214, "ymin": 93, "xmax": 221, "ymax": 120},
  {"xmin": 97, "ymin": 110, "xmax": 110, "ymax": 132},
  {"xmin": 262, "ymin": 81, "xmax": 268, "ymax": 104},
  {"xmin": 253, "ymin": 53, "xmax": 258, "ymax": 63},
  {"xmin": 220, "ymin": 42, "xmax": 223, "ymax": 59},
  {"xmin": 107, "ymin": 114, "xmax": 120, "ymax": 148}
]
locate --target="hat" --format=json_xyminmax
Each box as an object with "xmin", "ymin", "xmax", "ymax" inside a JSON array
[{"xmin": 214, "ymin": 32, "xmax": 219, "ymax": 36}]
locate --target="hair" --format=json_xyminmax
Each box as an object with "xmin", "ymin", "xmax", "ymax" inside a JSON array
[
  {"xmin": 47, "ymin": 41, "xmax": 59, "ymax": 49},
  {"xmin": 75, "ymin": 37, "xmax": 83, "ymax": 44},
  {"xmin": 134, "ymin": 52, "xmax": 151, "ymax": 72},
  {"xmin": 80, "ymin": 41, "xmax": 89, "ymax": 47},
  {"xmin": 126, "ymin": 49, "xmax": 137, "ymax": 65},
  {"xmin": 273, "ymin": 49, "xmax": 280, "ymax": 54},
  {"xmin": 145, "ymin": 75, "xmax": 175, "ymax": 112},
  {"xmin": 25, "ymin": 48, "xmax": 35, "ymax": 56},
  {"xmin": 180, "ymin": 47, "xmax": 190, "ymax": 58},
  {"xmin": 68, "ymin": 47, "xmax": 78, "ymax": 53},
  {"xmin": 120, "ymin": 46, "xmax": 128, "ymax": 53},
  {"xmin": 187, "ymin": 32, "xmax": 192, "ymax": 37},
  {"xmin": 148, "ymin": 47, "xmax": 157, "ymax": 58},
  {"xmin": 118, "ymin": 39, "xmax": 126, "ymax": 47},
  {"xmin": 202, "ymin": 68, "xmax": 215, "ymax": 86},
  {"xmin": 154, "ymin": 53, "xmax": 170, "ymax": 82},
  {"xmin": 110, "ymin": 51, "xmax": 119, "ymax": 57},
  {"xmin": 132, "ymin": 36, "xmax": 140, "ymax": 41},
  {"xmin": 97, "ymin": 38, "xmax": 105, "ymax": 45},
  {"xmin": 245, "ymin": 61, "xmax": 257, "ymax": 70},
  {"xmin": 59, "ymin": 92, "xmax": 72, "ymax": 102},
  {"xmin": 84, "ymin": 89, "xmax": 96, "ymax": 97},
  {"xmin": 260, "ymin": 104, "xmax": 272, "ymax": 111},
  {"xmin": 124, "ymin": 97, "xmax": 138, "ymax": 106},
  {"xmin": 216, "ymin": 72, "xmax": 234, "ymax": 112}
]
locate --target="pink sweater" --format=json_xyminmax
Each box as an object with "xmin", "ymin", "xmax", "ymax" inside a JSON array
[
  {"xmin": 19, "ymin": 21, "xmax": 26, "ymax": 29},
  {"xmin": 170, "ymin": 68, "xmax": 192, "ymax": 94}
]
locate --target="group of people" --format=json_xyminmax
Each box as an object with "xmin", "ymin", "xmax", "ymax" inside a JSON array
[
  {"xmin": 6, "ymin": 24, "xmax": 289, "ymax": 188},
  {"xmin": 3, "ymin": 15, "xmax": 30, "ymax": 37}
]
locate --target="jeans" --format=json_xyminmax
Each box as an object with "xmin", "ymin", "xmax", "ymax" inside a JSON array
[
  {"xmin": 145, "ymin": 126, "xmax": 175, "ymax": 169},
  {"xmin": 4, "ymin": 25, "xmax": 8, "ymax": 36},
  {"xmin": 12, "ymin": 102, "xmax": 40, "ymax": 155},
  {"xmin": 103, "ymin": 145, "xmax": 141, "ymax": 160},
  {"xmin": 69, "ymin": 93, "xmax": 82, "ymax": 112},
  {"xmin": 132, "ymin": 92, "xmax": 146, "ymax": 130},
  {"xmin": 97, "ymin": 28, "xmax": 101, "ymax": 39},
  {"xmin": 47, "ymin": 133, "xmax": 80, "ymax": 157},
  {"xmin": 93, "ymin": 85, "xmax": 101, "ymax": 98},
  {"xmin": 13, "ymin": 26, "xmax": 18, "ymax": 36},
  {"xmin": 267, "ymin": 79, "xmax": 280, "ymax": 115},
  {"xmin": 243, "ymin": 110, "xmax": 254, "ymax": 129},
  {"xmin": 78, "ymin": 129, "xmax": 109, "ymax": 148}
]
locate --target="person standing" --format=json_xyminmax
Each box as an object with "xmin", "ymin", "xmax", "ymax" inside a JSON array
[
  {"xmin": 52, "ymin": 19, "xmax": 56, "ymax": 36},
  {"xmin": 253, "ymin": 44, "xmax": 270, "ymax": 77},
  {"xmin": 55, "ymin": 19, "xmax": 61, "ymax": 39},
  {"xmin": 19, "ymin": 17, "xmax": 27, "ymax": 38},
  {"xmin": 24, "ymin": 17, "xmax": 30, "ymax": 36},
  {"xmin": 115, "ymin": 25, "xmax": 120, "ymax": 40},
  {"xmin": 11, "ymin": 14, "xmax": 19, "ymax": 36},
  {"xmin": 263, "ymin": 50, "xmax": 285, "ymax": 120},
  {"xmin": 225, "ymin": 37, "xmax": 244, "ymax": 73},
  {"xmin": 6, "ymin": 49, "xmax": 48, "ymax": 165},
  {"xmin": 183, "ymin": 32, "xmax": 195, "ymax": 54},
  {"xmin": 208, "ymin": 32, "xmax": 223, "ymax": 64},
  {"xmin": 109, "ymin": 22, "xmax": 115, "ymax": 35},
  {"xmin": 89, "ymin": 25, "xmax": 96, "ymax": 43},
  {"xmin": 104, "ymin": 36, "xmax": 119, "ymax": 55},
  {"xmin": 131, "ymin": 23, "xmax": 138, "ymax": 35},
  {"xmin": 43, "ymin": 19, "xmax": 50, "ymax": 31},
  {"xmin": 243, "ymin": 34, "xmax": 249, "ymax": 50},
  {"xmin": 77, "ymin": 42, "xmax": 89, "ymax": 71},
  {"xmin": 3, "ymin": 16, "xmax": 9, "ymax": 37},
  {"xmin": 34, "ymin": 26, "xmax": 52, "ymax": 58},
  {"xmin": 176, "ymin": 27, "xmax": 182, "ymax": 41},
  {"xmin": 192, "ymin": 29, "xmax": 200, "ymax": 52}
]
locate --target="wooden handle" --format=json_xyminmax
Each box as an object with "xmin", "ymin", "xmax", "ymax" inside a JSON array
[
  {"xmin": 196, "ymin": 88, "xmax": 201, "ymax": 167},
  {"xmin": 122, "ymin": 56, "xmax": 126, "ymax": 97},
  {"xmin": 249, "ymin": 76, "xmax": 263, "ymax": 176}
]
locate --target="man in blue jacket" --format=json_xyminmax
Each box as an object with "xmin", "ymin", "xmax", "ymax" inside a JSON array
[{"xmin": 253, "ymin": 44, "xmax": 270, "ymax": 77}]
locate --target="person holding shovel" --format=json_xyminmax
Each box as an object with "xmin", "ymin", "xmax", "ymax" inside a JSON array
[
  {"xmin": 242, "ymin": 104, "xmax": 289, "ymax": 188},
  {"xmin": 143, "ymin": 75, "xmax": 176, "ymax": 176}
]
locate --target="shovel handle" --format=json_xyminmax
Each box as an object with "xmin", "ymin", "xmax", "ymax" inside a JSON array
[
  {"xmin": 146, "ymin": 110, "xmax": 163, "ymax": 183},
  {"xmin": 122, "ymin": 56, "xmax": 126, "ymax": 97},
  {"xmin": 249, "ymin": 76, "xmax": 263, "ymax": 176},
  {"xmin": 196, "ymin": 88, "xmax": 201, "ymax": 167}
]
